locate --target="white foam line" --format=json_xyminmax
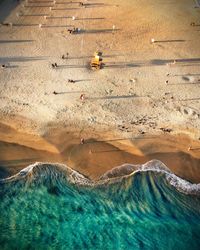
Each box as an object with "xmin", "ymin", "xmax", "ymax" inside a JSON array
[{"xmin": 1, "ymin": 160, "xmax": 200, "ymax": 195}]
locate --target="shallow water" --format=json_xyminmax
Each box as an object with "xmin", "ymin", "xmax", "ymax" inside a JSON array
[{"xmin": 0, "ymin": 162, "xmax": 200, "ymax": 249}]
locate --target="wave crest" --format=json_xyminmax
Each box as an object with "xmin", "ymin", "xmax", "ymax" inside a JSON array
[{"xmin": 0, "ymin": 160, "xmax": 200, "ymax": 196}]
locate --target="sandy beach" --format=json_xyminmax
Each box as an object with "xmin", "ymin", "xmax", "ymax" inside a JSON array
[{"xmin": 0, "ymin": 0, "xmax": 200, "ymax": 182}]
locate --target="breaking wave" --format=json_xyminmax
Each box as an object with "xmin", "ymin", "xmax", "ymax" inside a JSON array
[
  {"xmin": 1, "ymin": 159, "xmax": 200, "ymax": 196},
  {"xmin": 1, "ymin": 160, "xmax": 200, "ymax": 249}
]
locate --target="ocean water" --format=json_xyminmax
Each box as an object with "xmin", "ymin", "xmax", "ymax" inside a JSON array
[{"xmin": 0, "ymin": 161, "xmax": 200, "ymax": 250}]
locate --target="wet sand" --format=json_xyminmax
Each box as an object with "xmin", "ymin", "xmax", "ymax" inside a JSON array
[{"xmin": 0, "ymin": 121, "xmax": 200, "ymax": 183}]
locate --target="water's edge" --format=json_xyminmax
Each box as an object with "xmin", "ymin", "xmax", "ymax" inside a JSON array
[{"xmin": 1, "ymin": 160, "xmax": 200, "ymax": 196}]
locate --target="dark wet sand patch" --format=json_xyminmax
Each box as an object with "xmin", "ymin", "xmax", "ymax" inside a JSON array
[{"xmin": 0, "ymin": 122, "xmax": 199, "ymax": 183}]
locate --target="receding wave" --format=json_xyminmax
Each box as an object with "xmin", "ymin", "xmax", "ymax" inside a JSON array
[{"xmin": 1, "ymin": 159, "xmax": 200, "ymax": 196}]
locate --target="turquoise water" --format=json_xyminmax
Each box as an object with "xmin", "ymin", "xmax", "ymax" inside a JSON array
[{"xmin": 0, "ymin": 162, "xmax": 200, "ymax": 250}]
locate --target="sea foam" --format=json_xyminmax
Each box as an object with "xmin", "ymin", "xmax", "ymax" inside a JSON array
[{"xmin": 1, "ymin": 159, "xmax": 200, "ymax": 196}]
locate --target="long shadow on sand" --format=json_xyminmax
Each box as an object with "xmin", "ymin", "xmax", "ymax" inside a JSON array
[
  {"xmin": 103, "ymin": 63, "xmax": 140, "ymax": 68},
  {"xmin": 42, "ymin": 25, "xmax": 73, "ymax": 28},
  {"xmin": 55, "ymin": 65, "xmax": 86, "ymax": 69},
  {"xmin": 54, "ymin": 1, "xmax": 80, "ymax": 4},
  {"xmin": 151, "ymin": 58, "xmax": 200, "ymax": 65},
  {"xmin": 83, "ymin": 3, "xmax": 116, "ymax": 8},
  {"xmin": 154, "ymin": 39, "xmax": 186, "ymax": 43},
  {"xmin": 13, "ymin": 24, "xmax": 40, "ymax": 27},
  {"xmin": 73, "ymin": 29, "xmax": 120, "ymax": 34},
  {"xmin": 190, "ymin": 147, "xmax": 200, "ymax": 151},
  {"xmin": 2, "ymin": 65, "xmax": 20, "ymax": 69},
  {"xmin": 85, "ymin": 136, "xmax": 157, "ymax": 144},
  {"xmin": 73, "ymin": 79, "xmax": 93, "ymax": 82},
  {"xmin": 25, "ymin": 5, "xmax": 54, "ymax": 8},
  {"xmin": 0, "ymin": 56, "xmax": 48, "ymax": 62},
  {"xmin": 173, "ymin": 73, "xmax": 200, "ymax": 76},
  {"xmin": 76, "ymin": 17, "xmax": 105, "ymax": 20},
  {"xmin": 104, "ymin": 58, "xmax": 200, "ymax": 68},
  {"xmin": 52, "ymin": 91, "xmax": 83, "ymax": 95},
  {"xmin": 81, "ymin": 2, "xmax": 106, "ymax": 6},
  {"xmin": 0, "ymin": 40, "xmax": 34, "ymax": 43},
  {"xmin": 28, "ymin": 1, "xmax": 54, "ymax": 3},
  {"xmin": 19, "ymin": 14, "xmax": 50, "ymax": 17},
  {"xmin": 88, "ymin": 95, "xmax": 146, "ymax": 100},
  {"xmin": 46, "ymin": 16, "xmax": 71, "ymax": 19},
  {"xmin": 52, "ymin": 8, "xmax": 80, "ymax": 10}
]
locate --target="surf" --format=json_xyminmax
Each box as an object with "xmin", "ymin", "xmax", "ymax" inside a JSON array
[
  {"xmin": 1, "ymin": 160, "xmax": 200, "ymax": 196},
  {"xmin": 0, "ymin": 160, "xmax": 200, "ymax": 250}
]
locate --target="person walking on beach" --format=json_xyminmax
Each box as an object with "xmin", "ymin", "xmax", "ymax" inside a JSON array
[
  {"xmin": 80, "ymin": 94, "xmax": 85, "ymax": 101},
  {"xmin": 80, "ymin": 138, "xmax": 85, "ymax": 144}
]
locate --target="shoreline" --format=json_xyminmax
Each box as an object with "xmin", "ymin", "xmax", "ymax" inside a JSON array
[
  {"xmin": 0, "ymin": 120, "xmax": 200, "ymax": 183},
  {"xmin": 1, "ymin": 160, "xmax": 200, "ymax": 197}
]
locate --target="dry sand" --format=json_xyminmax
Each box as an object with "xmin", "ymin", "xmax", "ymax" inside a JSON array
[{"xmin": 0, "ymin": 0, "xmax": 200, "ymax": 182}]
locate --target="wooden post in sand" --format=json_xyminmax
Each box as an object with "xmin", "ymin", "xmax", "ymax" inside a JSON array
[{"xmin": 112, "ymin": 25, "xmax": 115, "ymax": 34}]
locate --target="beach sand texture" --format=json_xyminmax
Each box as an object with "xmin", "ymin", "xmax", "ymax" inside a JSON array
[{"xmin": 0, "ymin": 0, "xmax": 200, "ymax": 181}]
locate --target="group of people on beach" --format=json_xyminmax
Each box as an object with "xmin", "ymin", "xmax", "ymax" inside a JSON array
[
  {"xmin": 52, "ymin": 51, "xmax": 86, "ymax": 100},
  {"xmin": 67, "ymin": 27, "xmax": 81, "ymax": 34},
  {"xmin": 62, "ymin": 53, "xmax": 69, "ymax": 59}
]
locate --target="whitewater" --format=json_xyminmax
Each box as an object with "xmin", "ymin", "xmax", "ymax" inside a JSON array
[{"xmin": 0, "ymin": 160, "xmax": 200, "ymax": 249}]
